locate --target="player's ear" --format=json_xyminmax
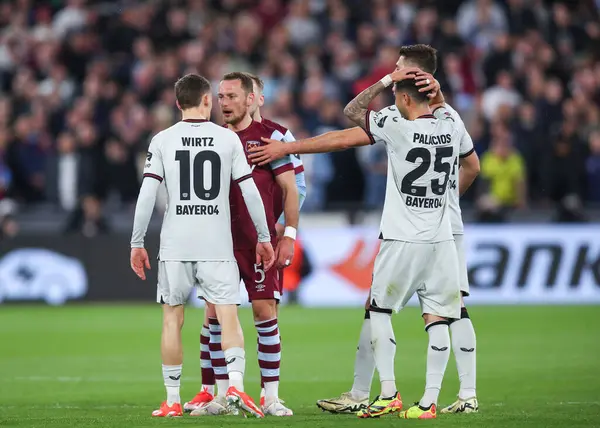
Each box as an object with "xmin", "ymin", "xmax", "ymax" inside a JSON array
[
  {"xmin": 202, "ymin": 93, "xmax": 211, "ymax": 107},
  {"xmin": 259, "ymin": 94, "xmax": 265, "ymax": 107},
  {"xmin": 247, "ymin": 92, "xmax": 255, "ymax": 106},
  {"xmin": 175, "ymin": 100, "xmax": 182, "ymax": 111}
]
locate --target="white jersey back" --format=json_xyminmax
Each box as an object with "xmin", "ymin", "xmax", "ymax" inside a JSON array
[
  {"xmin": 432, "ymin": 104, "xmax": 475, "ymax": 235},
  {"xmin": 366, "ymin": 106, "xmax": 465, "ymax": 243},
  {"xmin": 144, "ymin": 120, "xmax": 252, "ymax": 261}
]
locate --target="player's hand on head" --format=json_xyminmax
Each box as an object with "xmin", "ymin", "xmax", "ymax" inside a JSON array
[
  {"xmin": 130, "ymin": 248, "xmax": 151, "ymax": 280},
  {"xmin": 414, "ymin": 71, "xmax": 439, "ymax": 98},
  {"xmin": 248, "ymin": 138, "xmax": 286, "ymax": 166},
  {"xmin": 276, "ymin": 237, "xmax": 295, "ymax": 270},
  {"xmin": 389, "ymin": 67, "xmax": 423, "ymax": 83},
  {"xmin": 256, "ymin": 242, "xmax": 275, "ymax": 271}
]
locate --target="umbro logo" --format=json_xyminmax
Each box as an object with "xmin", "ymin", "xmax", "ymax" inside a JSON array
[
  {"xmin": 431, "ymin": 346, "xmax": 448, "ymax": 352},
  {"xmin": 169, "ymin": 375, "xmax": 181, "ymax": 381},
  {"xmin": 460, "ymin": 347, "xmax": 475, "ymax": 353}
]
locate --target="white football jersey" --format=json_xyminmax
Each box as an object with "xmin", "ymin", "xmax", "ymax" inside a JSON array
[
  {"xmin": 144, "ymin": 119, "xmax": 253, "ymax": 261},
  {"xmin": 366, "ymin": 106, "xmax": 466, "ymax": 243},
  {"xmin": 433, "ymin": 104, "xmax": 475, "ymax": 235}
]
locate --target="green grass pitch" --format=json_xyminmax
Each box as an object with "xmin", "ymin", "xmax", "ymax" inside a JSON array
[{"xmin": 0, "ymin": 305, "xmax": 599, "ymax": 427}]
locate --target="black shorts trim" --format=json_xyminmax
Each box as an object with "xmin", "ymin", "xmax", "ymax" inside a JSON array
[
  {"xmin": 424, "ymin": 320, "xmax": 450, "ymax": 332},
  {"xmin": 369, "ymin": 298, "xmax": 393, "ymax": 315}
]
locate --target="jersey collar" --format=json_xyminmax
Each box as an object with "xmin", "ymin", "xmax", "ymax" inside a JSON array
[{"xmin": 182, "ymin": 119, "xmax": 209, "ymax": 123}]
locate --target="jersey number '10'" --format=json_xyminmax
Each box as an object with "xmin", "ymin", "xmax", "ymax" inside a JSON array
[
  {"xmin": 401, "ymin": 147, "xmax": 454, "ymax": 196},
  {"xmin": 175, "ymin": 150, "xmax": 221, "ymax": 201}
]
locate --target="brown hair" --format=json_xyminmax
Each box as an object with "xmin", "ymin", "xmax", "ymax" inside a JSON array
[
  {"xmin": 394, "ymin": 78, "xmax": 431, "ymax": 103},
  {"xmin": 221, "ymin": 72, "xmax": 254, "ymax": 94},
  {"xmin": 174, "ymin": 74, "xmax": 211, "ymax": 110},
  {"xmin": 242, "ymin": 72, "xmax": 264, "ymax": 93},
  {"xmin": 398, "ymin": 44, "xmax": 438, "ymax": 74}
]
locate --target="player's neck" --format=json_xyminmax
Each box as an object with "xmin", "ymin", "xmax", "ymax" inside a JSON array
[
  {"xmin": 252, "ymin": 110, "xmax": 262, "ymax": 122},
  {"xmin": 229, "ymin": 114, "xmax": 253, "ymax": 132},
  {"xmin": 181, "ymin": 107, "xmax": 210, "ymax": 122},
  {"xmin": 407, "ymin": 106, "xmax": 433, "ymax": 121}
]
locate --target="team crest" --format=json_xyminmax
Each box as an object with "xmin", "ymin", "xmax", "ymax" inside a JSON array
[{"xmin": 246, "ymin": 140, "xmax": 261, "ymax": 152}]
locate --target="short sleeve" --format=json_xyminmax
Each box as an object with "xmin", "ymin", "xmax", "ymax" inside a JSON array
[
  {"xmin": 282, "ymin": 129, "xmax": 296, "ymax": 142},
  {"xmin": 365, "ymin": 106, "xmax": 404, "ymax": 145},
  {"xmin": 143, "ymin": 136, "xmax": 164, "ymax": 182},
  {"xmin": 270, "ymin": 155, "xmax": 294, "ymax": 176},
  {"xmin": 231, "ymin": 133, "xmax": 253, "ymax": 183}
]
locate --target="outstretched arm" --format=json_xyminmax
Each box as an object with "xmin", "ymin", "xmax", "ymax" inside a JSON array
[{"xmin": 248, "ymin": 127, "xmax": 371, "ymax": 165}]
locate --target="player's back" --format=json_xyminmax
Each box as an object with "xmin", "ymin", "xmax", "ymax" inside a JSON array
[
  {"xmin": 151, "ymin": 119, "xmax": 242, "ymax": 261},
  {"xmin": 367, "ymin": 106, "xmax": 464, "ymax": 243}
]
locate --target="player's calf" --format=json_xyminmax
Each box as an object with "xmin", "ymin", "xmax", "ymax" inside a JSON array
[
  {"xmin": 444, "ymin": 303, "xmax": 477, "ymax": 413},
  {"xmin": 419, "ymin": 315, "xmax": 452, "ymax": 409}
]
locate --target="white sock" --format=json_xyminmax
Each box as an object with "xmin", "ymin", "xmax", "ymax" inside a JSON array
[
  {"xmin": 224, "ymin": 347, "xmax": 245, "ymax": 392},
  {"xmin": 216, "ymin": 379, "xmax": 229, "ymax": 397},
  {"xmin": 450, "ymin": 309, "xmax": 477, "ymax": 399},
  {"xmin": 350, "ymin": 310, "xmax": 375, "ymax": 401},
  {"xmin": 369, "ymin": 310, "xmax": 397, "ymax": 398},
  {"xmin": 264, "ymin": 382, "xmax": 278, "ymax": 401},
  {"xmin": 162, "ymin": 364, "xmax": 182, "ymax": 406},
  {"xmin": 420, "ymin": 322, "xmax": 451, "ymax": 408}
]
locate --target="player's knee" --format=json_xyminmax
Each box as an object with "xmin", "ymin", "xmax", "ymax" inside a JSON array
[
  {"xmin": 422, "ymin": 313, "xmax": 447, "ymax": 327},
  {"xmin": 163, "ymin": 305, "xmax": 185, "ymax": 330},
  {"xmin": 252, "ymin": 299, "xmax": 276, "ymax": 321},
  {"xmin": 205, "ymin": 301, "xmax": 217, "ymax": 318}
]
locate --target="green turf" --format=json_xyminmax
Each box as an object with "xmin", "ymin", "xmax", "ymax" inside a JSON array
[{"xmin": 0, "ymin": 305, "xmax": 599, "ymax": 427}]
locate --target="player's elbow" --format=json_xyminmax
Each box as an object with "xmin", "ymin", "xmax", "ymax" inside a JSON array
[
  {"xmin": 331, "ymin": 131, "xmax": 354, "ymax": 151},
  {"xmin": 342, "ymin": 104, "xmax": 359, "ymax": 125}
]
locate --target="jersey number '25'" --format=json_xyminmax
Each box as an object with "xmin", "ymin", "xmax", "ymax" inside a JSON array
[
  {"xmin": 175, "ymin": 150, "xmax": 221, "ymax": 201},
  {"xmin": 401, "ymin": 147, "xmax": 454, "ymax": 196}
]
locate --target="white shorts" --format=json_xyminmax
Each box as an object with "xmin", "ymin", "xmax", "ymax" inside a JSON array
[
  {"xmin": 157, "ymin": 261, "xmax": 240, "ymax": 306},
  {"xmin": 370, "ymin": 240, "xmax": 461, "ymax": 319},
  {"xmin": 454, "ymin": 234, "xmax": 470, "ymax": 296}
]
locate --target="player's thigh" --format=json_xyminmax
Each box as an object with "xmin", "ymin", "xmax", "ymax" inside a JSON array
[
  {"xmin": 370, "ymin": 240, "xmax": 428, "ymax": 313},
  {"xmin": 453, "ymin": 234, "xmax": 470, "ymax": 296},
  {"xmin": 157, "ymin": 261, "xmax": 195, "ymax": 306},
  {"xmin": 235, "ymin": 249, "xmax": 281, "ymax": 302},
  {"xmin": 417, "ymin": 241, "xmax": 461, "ymax": 319},
  {"xmin": 195, "ymin": 261, "xmax": 241, "ymax": 305}
]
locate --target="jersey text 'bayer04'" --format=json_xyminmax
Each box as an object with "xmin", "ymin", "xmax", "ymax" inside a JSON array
[
  {"xmin": 433, "ymin": 104, "xmax": 475, "ymax": 235},
  {"xmin": 365, "ymin": 106, "xmax": 466, "ymax": 243},
  {"xmin": 144, "ymin": 119, "xmax": 253, "ymax": 261}
]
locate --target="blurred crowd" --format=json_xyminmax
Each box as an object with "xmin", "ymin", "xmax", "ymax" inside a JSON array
[{"xmin": 0, "ymin": 0, "xmax": 599, "ymax": 237}]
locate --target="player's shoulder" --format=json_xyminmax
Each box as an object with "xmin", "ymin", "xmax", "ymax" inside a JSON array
[
  {"xmin": 255, "ymin": 120, "xmax": 286, "ymax": 140},
  {"xmin": 434, "ymin": 103, "xmax": 465, "ymax": 125},
  {"xmin": 261, "ymin": 117, "xmax": 288, "ymax": 134},
  {"xmin": 370, "ymin": 104, "xmax": 403, "ymax": 129}
]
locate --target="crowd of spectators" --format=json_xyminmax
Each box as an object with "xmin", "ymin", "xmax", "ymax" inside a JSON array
[{"xmin": 0, "ymin": 0, "xmax": 599, "ymax": 236}]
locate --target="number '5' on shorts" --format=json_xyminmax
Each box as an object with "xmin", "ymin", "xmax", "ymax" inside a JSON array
[{"xmin": 235, "ymin": 248, "xmax": 282, "ymax": 302}]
